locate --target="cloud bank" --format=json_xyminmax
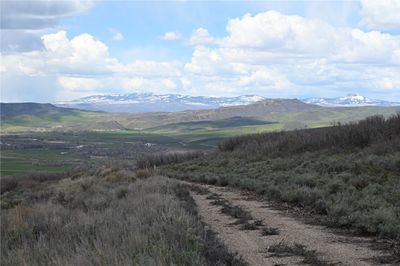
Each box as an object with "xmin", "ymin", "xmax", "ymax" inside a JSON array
[
  {"xmin": 360, "ymin": 0, "xmax": 400, "ymax": 30},
  {"xmin": 1, "ymin": 6, "xmax": 399, "ymax": 102}
]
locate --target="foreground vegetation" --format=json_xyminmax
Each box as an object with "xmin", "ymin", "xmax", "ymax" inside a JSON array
[
  {"xmin": 2, "ymin": 106, "xmax": 400, "ymax": 263},
  {"xmin": 164, "ymin": 114, "xmax": 400, "ymax": 254},
  {"xmin": 1, "ymin": 169, "xmax": 245, "ymax": 265}
]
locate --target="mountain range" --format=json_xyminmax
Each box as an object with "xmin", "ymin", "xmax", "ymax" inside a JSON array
[
  {"xmin": 56, "ymin": 93, "xmax": 400, "ymax": 113},
  {"xmin": 56, "ymin": 93, "xmax": 266, "ymax": 113},
  {"xmin": 302, "ymin": 94, "xmax": 400, "ymax": 107}
]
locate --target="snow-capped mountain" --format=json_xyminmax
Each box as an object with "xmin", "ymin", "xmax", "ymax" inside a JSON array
[
  {"xmin": 56, "ymin": 93, "xmax": 266, "ymax": 113},
  {"xmin": 302, "ymin": 94, "xmax": 400, "ymax": 107},
  {"xmin": 56, "ymin": 93, "xmax": 399, "ymax": 113}
]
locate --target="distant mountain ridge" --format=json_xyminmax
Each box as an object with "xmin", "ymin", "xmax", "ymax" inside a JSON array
[
  {"xmin": 56, "ymin": 93, "xmax": 266, "ymax": 113},
  {"xmin": 2, "ymin": 100, "xmax": 400, "ymax": 132},
  {"xmin": 57, "ymin": 93, "xmax": 400, "ymax": 112},
  {"xmin": 0, "ymin": 102, "xmax": 78, "ymax": 119},
  {"xmin": 303, "ymin": 94, "xmax": 400, "ymax": 107},
  {"xmin": 1, "ymin": 99, "xmax": 320, "ymax": 130}
]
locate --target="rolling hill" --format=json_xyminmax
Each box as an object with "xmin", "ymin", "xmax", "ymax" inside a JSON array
[
  {"xmin": 0, "ymin": 103, "xmax": 113, "ymax": 132},
  {"xmin": 0, "ymin": 103, "xmax": 77, "ymax": 119},
  {"xmin": 1, "ymin": 100, "xmax": 399, "ymax": 134}
]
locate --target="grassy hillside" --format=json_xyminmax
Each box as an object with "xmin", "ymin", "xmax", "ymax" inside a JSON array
[
  {"xmin": 3, "ymin": 101, "xmax": 399, "ymax": 134},
  {"xmin": 0, "ymin": 103, "xmax": 76, "ymax": 118},
  {"xmin": 1, "ymin": 170, "xmax": 245, "ymax": 265},
  {"xmin": 0, "ymin": 103, "xmax": 111, "ymax": 132},
  {"xmin": 163, "ymin": 114, "xmax": 400, "ymax": 252},
  {"xmin": 149, "ymin": 116, "xmax": 277, "ymax": 131}
]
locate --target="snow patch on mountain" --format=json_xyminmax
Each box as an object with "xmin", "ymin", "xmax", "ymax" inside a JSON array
[
  {"xmin": 56, "ymin": 93, "xmax": 267, "ymax": 113},
  {"xmin": 58, "ymin": 93, "xmax": 266, "ymax": 106},
  {"xmin": 303, "ymin": 94, "xmax": 400, "ymax": 107},
  {"xmin": 56, "ymin": 93, "xmax": 399, "ymax": 113}
]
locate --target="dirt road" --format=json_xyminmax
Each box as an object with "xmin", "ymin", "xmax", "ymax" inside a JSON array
[{"xmin": 188, "ymin": 183, "xmax": 393, "ymax": 266}]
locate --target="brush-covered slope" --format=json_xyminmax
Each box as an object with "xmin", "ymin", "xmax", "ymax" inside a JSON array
[{"xmin": 164, "ymin": 114, "xmax": 400, "ymax": 251}]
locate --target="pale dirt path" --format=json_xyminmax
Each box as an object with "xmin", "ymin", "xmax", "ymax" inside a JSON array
[{"xmin": 189, "ymin": 183, "xmax": 392, "ymax": 266}]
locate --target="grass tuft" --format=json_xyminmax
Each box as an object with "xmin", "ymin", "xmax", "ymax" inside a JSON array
[{"xmin": 267, "ymin": 242, "xmax": 333, "ymax": 265}]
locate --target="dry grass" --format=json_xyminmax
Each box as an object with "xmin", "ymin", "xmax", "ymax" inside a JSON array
[{"xmin": 1, "ymin": 173, "xmax": 245, "ymax": 265}]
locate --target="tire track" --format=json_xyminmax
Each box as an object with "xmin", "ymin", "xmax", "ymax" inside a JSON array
[{"xmin": 189, "ymin": 183, "xmax": 392, "ymax": 266}]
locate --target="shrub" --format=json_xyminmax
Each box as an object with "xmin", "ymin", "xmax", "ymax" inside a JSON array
[
  {"xmin": 137, "ymin": 151, "xmax": 204, "ymax": 169},
  {"xmin": 219, "ymin": 113, "xmax": 400, "ymax": 157}
]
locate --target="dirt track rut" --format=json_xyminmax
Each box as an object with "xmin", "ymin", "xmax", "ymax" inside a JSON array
[{"xmin": 189, "ymin": 183, "xmax": 392, "ymax": 266}]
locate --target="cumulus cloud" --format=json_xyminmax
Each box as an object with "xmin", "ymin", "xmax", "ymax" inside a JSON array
[
  {"xmin": 183, "ymin": 10, "xmax": 400, "ymax": 97},
  {"xmin": 360, "ymin": 0, "xmax": 400, "ymax": 30},
  {"xmin": 163, "ymin": 31, "xmax": 182, "ymax": 41},
  {"xmin": 2, "ymin": 9, "xmax": 400, "ymax": 101},
  {"xmin": 188, "ymin": 28, "xmax": 215, "ymax": 45},
  {"xmin": 215, "ymin": 11, "xmax": 400, "ymax": 64},
  {"xmin": 1, "ymin": 30, "xmax": 185, "ymax": 100}
]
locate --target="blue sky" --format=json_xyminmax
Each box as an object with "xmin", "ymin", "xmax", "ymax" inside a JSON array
[{"xmin": 1, "ymin": 0, "xmax": 400, "ymax": 102}]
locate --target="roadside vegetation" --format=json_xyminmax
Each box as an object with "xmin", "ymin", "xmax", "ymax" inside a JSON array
[
  {"xmin": 164, "ymin": 114, "xmax": 400, "ymax": 255},
  {"xmin": 2, "ymin": 111, "xmax": 400, "ymax": 264},
  {"xmin": 1, "ymin": 168, "xmax": 245, "ymax": 265}
]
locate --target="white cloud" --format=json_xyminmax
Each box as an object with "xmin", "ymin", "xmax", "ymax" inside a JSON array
[
  {"xmin": 109, "ymin": 28, "xmax": 124, "ymax": 41},
  {"xmin": 183, "ymin": 10, "xmax": 400, "ymax": 97},
  {"xmin": 188, "ymin": 28, "xmax": 215, "ymax": 45},
  {"xmin": 163, "ymin": 31, "xmax": 181, "ymax": 41},
  {"xmin": 360, "ymin": 0, "xmax": 400, "ymax": 30},
  {"xmin": 1, "ymin": 31, "xmax": 185, "ymax": 99},
  {"xmin": 58, "ymin": 76, "xmax": 101, "ymax": 90},
  {"xmin": 237, "ymin": 67, "xmax": 293, "ymax": 89},
  {"xmin": 36, "ymin": 31, "xmax": 117, "ymax": 75},
  {"xmin": 215, "ymin": 11, "xmax": 400, "ymax": 64},
  {"xmin": 113, "ymin": 32, "xmax": 124, "ymax": 41},
  {"xmin": 1, "ymin": 10, "xmax": 400, "ymax": 101},
  {"xmin": 119, "ymin": 77, "xmax": 179, "ymax": 94}
]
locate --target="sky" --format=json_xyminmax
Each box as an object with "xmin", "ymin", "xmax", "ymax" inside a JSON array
[{"xmin": 1, "ymin": 0, "xmax": 400, "ymax": 102}]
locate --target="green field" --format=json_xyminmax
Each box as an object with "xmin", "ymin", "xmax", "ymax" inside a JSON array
[{"xmin": 0, "ymin": 149, "xmax": 81, "ymax": 176}]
